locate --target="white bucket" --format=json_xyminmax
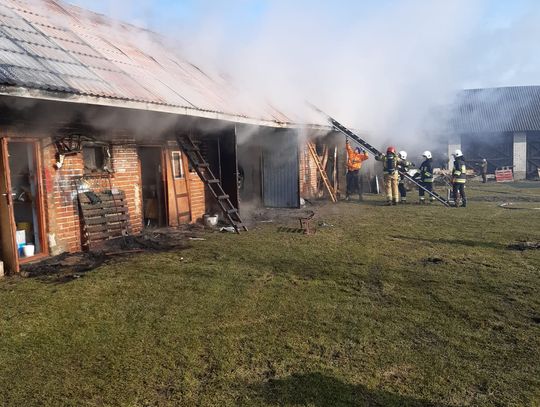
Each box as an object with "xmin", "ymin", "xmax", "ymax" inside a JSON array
[
  {"xmin": 203, "ymin": 214, "xmax": 219, "ymax": 227},
  {"xmin": 22, "ymin": 244, "xmax": 35, "ymax": 257}
]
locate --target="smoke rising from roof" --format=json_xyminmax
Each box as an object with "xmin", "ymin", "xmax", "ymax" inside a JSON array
[{"xmin": 68, "ymin": 0, "xmax": 540, "ymax": 153}]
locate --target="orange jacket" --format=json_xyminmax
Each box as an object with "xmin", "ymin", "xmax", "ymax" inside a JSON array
[{"xmin": 346, "ymin": 143, "xmax": 369, "ymax": 171}]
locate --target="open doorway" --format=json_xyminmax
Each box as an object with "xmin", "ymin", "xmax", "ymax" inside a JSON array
[
  {"xmin": 6, "ymin": 140, "xmax": 47, "ymax": 265},
  {"xmin": 219, "ymin": 131, "xmax": 239, "ymax": 211},
  {"xmin": 139, "ymin": 146, "xmax": 166, "ymax": 228}
]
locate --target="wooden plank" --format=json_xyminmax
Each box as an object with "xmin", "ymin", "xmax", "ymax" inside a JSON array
[
  {"xmin": 308, "ymin": 142, "xmax": 337, "ymax": 203},
  {"xmin": 31, "ymin": 140, "xmax": 49, "ymax": 258},
  {"xmin": 86, "ymin": 222, "xmax": 130, "ymax": 233},
  {"xmin": 80, "ymin": 207, "xmax": 129, "ymax": 217},
  {"xmin": 78, "ymin": 192, "xmax": 126, "ymax": 203},
  {"xmin": 83, "ymin": 214, "xmax": 130, "ymax": 226},
  {"xmin": 0, "ymin": 138, "xmax": 19, "ymax": 274},
  {"xmin": 80, "ymin": 200, "xmax": 128, "ymax": 209}
]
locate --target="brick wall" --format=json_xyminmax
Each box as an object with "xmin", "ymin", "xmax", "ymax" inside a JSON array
[
  {"xmin": 299, "ymin": 143, "xmax": 318, "ymax": 198},
  {"xmin": 43, "ymin": 139, "xmax": 143, "ymax": 253}
]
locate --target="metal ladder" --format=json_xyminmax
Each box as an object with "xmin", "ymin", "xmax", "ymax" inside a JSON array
[
  {"xmin": 307, "ymin": 142, "xmax": 337, "ymax": 203},
  {"xmin": 307, "ymin": 103, "xmax": 450, "ymax": 207},
  {"xmin": 176, "ymin": 133, "xmax": 248, "ymax": 233}
]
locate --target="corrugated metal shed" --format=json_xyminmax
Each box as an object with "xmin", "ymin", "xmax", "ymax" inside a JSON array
[
  {"xmin": 449, "ymin": 86, "xmax": 540, "ymax": 133},
  {"xmin": 0, "ymin": 0, "xmax": 328, "ymax": 127},
  {"xmin": 262, "ymin": 130, "xmax": 300, "ymax": 208}
]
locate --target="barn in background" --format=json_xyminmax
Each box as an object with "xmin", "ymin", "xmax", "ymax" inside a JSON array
[{"xmin": 446, "ymin": 86, "xmax": 540, "ymax": 180}]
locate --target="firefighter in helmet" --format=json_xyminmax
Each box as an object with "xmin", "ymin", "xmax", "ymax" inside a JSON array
[
  {"xmin": 452, "ymin": 149, "xmax": 467, "ymax": 207},
  {"xmin": 417, "ymin": 151, "xmax": 435, "ymax": 204},
  {"xmin": 376, "ymin": 146, "xmax": 399, "ymax": 205},
  {"xmin": 397, "ymin": 150, "xmax": 414, "ymax": 204}
]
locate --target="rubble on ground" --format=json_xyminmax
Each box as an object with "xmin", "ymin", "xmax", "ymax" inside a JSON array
[
  {"xmin": 508, "ymin": 241, "xmax": 540, "ymax": 251},
  {"xmin": 21, "ymin": 225, "xmax": 205, "ymax": 280}
]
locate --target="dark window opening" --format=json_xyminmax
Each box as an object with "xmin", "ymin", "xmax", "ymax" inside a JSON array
[{"xmin": 83, "ymin": 145, "xmax": 111, "ymax": 173}]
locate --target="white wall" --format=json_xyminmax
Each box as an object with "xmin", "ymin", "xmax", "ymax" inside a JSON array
[{"xmin": 513, "ymin": 132, "xmax": 527, "ymax": 180}]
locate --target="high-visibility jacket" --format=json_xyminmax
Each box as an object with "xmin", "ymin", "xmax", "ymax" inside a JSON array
[
  {"xmin": 452, "ymin": 157, "xmax": 467, "ymax": 183},
  {"xmin": 419, "ymin": 158, "xmax": 433, "ymax": 183},
  {"xmin": 346, "ymin": 143, "xmax": 369, "ymax": 171},
  {"xmin": 376, "ymin": 152, "xmax": 399, "ymax": 175}
]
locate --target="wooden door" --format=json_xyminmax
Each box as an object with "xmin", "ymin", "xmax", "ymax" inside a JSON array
[
  {"xmin": 0, "ymin": 138, "xmax": 19, "ymax": 274},
  {"xmin": 165, "ymin": 149, "xmax": 191, "ymax": 225}
]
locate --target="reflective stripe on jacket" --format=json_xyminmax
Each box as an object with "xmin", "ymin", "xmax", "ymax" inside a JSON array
[
  {"xmin": 398, "ymin": 159, "xmax": 412, "ymax": 183},
  {"xmin": 419, "ymin": 159, "xmax": 433, "ymax": 183},
  {"xmin": 346, "ymin": 143, "xmax": 369, "ymax": 171},
  {"xmin": 452, "ymin": 158, "xmax": 467, "ymax": 183}
]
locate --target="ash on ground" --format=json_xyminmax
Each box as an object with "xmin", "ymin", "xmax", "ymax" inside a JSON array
[{"xmin": 21, "ymin": 225, "xmax": 206, "ymax": 281}]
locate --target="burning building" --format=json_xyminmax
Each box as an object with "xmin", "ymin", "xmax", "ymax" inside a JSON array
[{"xmin": 0, "ymin": 0, "xmax": 348, "ymax": 274}]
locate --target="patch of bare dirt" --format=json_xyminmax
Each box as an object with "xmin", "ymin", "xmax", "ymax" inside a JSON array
[{"xmin": 21, "ymin": 225, "xmax": 204, "ymax": 281}]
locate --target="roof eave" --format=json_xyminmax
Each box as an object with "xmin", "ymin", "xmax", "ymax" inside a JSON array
[{"xmin": 0, "ymin": 85, "xmax": 297, "ymax": 129}]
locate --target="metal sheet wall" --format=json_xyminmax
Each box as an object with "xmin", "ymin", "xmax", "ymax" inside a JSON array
[
  {"xmin": 527, "ymin": 132, "xmax": 540, "ymax": 179},
  {"xmin": 262, "ymin": 130, "xmax": 300, "ymax": 208}
]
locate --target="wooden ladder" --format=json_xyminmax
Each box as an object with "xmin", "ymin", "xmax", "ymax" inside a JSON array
[
  {"xmin": 307, "ymin": 142, "xmax": 337, "ymax": 203},
  {"xmin": 176, "ymin": 133, "xmax": 247, "ymax": 234}
]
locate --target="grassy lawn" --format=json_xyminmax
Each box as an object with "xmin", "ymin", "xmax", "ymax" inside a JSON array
[{"xmin": 1, "ymin": 182, "xmax": 539, "ymax": 406}]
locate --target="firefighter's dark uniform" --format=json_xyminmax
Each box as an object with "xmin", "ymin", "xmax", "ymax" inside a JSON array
[
  {"xmin": 452, "ymin": 156, "xmax": 467, "ymax": 207},
  {"xmin": 480, "ymin": 160, "xmax": 487, "ymax": 183},
  {"xmin": 397, "ymin": 159, "xmax": 413, "ymax": 203},
  {"xmin": 418, "ymin": 158, "xmax": 434, "ymax": 203}
]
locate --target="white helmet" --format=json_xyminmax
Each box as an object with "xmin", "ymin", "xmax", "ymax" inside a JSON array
[
  {"xmin": 422, "ymin": 150, "xmax": 432, "ymax": 159},
  {"xmin": 398, "ymin": 150, "xmax": 407, "ymax": 160},
  {"xmin": 454, "ymin": 149, "xmax": 463, "ymax": 157}
]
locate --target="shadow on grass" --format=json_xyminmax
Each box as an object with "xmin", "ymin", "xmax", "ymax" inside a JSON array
[
  {"xmin": 256, "ymin": 372, "xmax": 449, "ymax": 407},
  {"xmin": 393, "ymin": 235, "xmax": 507, "ymax": 251}
]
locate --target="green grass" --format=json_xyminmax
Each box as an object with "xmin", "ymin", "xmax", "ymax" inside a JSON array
[{"xmin": 1, "ymin": 182, "xmax": 540, "ymax": 406}]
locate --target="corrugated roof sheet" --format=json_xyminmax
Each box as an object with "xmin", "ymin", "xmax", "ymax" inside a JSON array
[
  {"xmin": 0, "ymin": 0, "xmax": 310, "ymax": 125},
  {"xmin": 449, "ymin": 86, "xmax": 540, "ymax": 133}
]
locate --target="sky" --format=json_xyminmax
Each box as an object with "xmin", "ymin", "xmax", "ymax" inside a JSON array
[
  {"xmin": 65, "ymin": 0, "xmax": 540, "ymax": 150},
  {"xmin": 67, "ymin": 0, "xmax": 533, "ymax": 40}
]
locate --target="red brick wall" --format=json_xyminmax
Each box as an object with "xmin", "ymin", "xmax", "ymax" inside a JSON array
[
  {"xmin": 43, "ymin": 139, "xmax": 143, "ymax": 253},
  {"xmin": 299, "ymin": 142, "xmax": 319, "ymax": 198}
]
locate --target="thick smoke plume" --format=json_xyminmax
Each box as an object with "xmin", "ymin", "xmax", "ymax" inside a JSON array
[{"xmin": 68, "ymin": 0, "xmax": 540, "ymax": 154}]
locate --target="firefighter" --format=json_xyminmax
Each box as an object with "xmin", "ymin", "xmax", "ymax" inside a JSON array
[
  {"xmin": 480, "ymin": 158, "xmax": 488, "ymax": 183},
  {"xmin": 376, "ymin": 146, "xmax": 399, "ymax": 205},
  {"xmin": 397, "ymin": 150, "xmax": 414, "ymax": 204},
  {"xmin": 345, "ymin": 139, "xmax": 369, "ymax": 201},
  {"xmin": 452, "ymin": 149, "xmax": 467, "ymax": 207},
  {"xmin": 417, "ymin": 151, "xmax": 435, "ymax": 204}
]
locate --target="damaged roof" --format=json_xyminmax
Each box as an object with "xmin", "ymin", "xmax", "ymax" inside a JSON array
[
  {"xmin": 449, "ymin": 85, "xmax": 540, "ymax": 134},
  {"xmin": 0, "ymin": 0, "xmax": 324, "ymax": 128}
]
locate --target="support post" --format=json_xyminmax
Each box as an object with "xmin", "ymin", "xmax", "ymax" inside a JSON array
[{"xmin": 513, "ymin": 132, "xmax": 527, "ymax": 180}]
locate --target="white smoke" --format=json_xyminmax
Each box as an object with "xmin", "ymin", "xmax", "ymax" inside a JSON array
[{"xmin": 67, "ymin": 0, "xmax": 540, "ymax": 153}]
